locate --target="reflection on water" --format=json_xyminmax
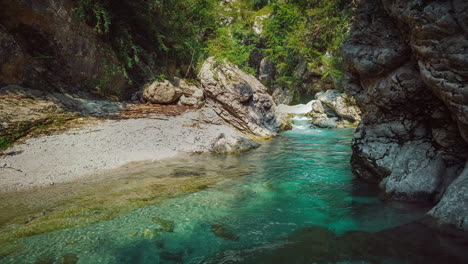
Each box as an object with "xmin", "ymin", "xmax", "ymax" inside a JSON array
[{"xmin": 0, "ymin": 124, "xmax": 467, "ymax": 263}]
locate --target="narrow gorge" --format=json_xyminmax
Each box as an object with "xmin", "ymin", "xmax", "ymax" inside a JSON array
[{"xmin": 0, "ymin": 0, "xmax": 467, "ymax": 263}]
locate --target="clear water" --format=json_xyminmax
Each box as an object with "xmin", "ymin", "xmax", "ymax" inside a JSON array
[{"xmin": 1, "ymin": 117, "xmax": 467, "ymax": 264}]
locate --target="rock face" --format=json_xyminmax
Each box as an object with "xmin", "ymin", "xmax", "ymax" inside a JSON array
[
  {"xmin": 0, "ymin": 0, "xmax": 127, "ymax": 94},
  {"xmin": 256, "ymin": 57, "xmax": 333, "ymax": 105},
  {"xmin": 142, "ymin": 80, "xmax": 182, "ymax": 104},
  {"xmin": 342, "ymin": 0, "xmax": 468, "ymax": 230},
  {"xmin": 309, "ymin": 90, "xmax": 361, "ymax": 128},
  {"xmin": 199, "ymin": 57, "xmax": 280, "ymax": 137}
]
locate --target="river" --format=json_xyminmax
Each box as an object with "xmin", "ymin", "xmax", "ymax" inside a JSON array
[{"xmin": 0, "ymin": 116, "xmax": 466, "ymax": 263}]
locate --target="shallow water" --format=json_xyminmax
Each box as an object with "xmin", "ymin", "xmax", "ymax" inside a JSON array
[{"xmin": 1, "ymin": 117, "xmax": 467, "ymax": 263}]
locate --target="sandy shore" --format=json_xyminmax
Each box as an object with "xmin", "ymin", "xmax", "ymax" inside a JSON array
[{"xmin": 0, "ymin": 110, "xmax": 242, "ymax": 192}]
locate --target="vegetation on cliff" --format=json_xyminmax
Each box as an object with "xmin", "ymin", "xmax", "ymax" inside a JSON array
[{"xmin": 72, "ymin": 0, "xmax": 350, "ymax": 97}]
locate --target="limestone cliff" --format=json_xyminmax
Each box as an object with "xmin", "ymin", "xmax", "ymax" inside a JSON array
[{"xmin": 342, "ymin": 0, "xmax": 468, "ymax": 230}]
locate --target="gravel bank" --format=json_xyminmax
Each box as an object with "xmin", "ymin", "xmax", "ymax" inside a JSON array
[{"xmin": 0, "ymin": 110, "xmax": 241, "ymax": 192}]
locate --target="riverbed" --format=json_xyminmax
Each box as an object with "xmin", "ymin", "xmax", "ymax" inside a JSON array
[{"xmin": 0, "ymin": 118, "xmax": 467, "ymax": 263}]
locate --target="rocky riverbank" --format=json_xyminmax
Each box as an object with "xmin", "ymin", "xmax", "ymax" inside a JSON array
[
  {"xmin": 342, "ymin": 0, "xmax": 468, "ymax": 231},
  {"xmin": 0, "ymin": 58, "xmax": 281, "ymax": 192}
]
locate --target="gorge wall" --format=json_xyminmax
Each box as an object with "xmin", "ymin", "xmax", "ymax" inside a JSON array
[{"xmin": 342, "ymin": 0, "xmax": 468, "ymax": 230}]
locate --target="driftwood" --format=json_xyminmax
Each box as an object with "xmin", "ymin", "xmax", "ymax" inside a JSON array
[{"xmin": 117, "ymin": 104, "xmax": 193, "ymax": 120}]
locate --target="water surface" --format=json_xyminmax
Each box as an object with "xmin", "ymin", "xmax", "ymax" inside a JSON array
[{"xmin": 1, "ymin": 117, "xmax": 466, "ymax": 263}]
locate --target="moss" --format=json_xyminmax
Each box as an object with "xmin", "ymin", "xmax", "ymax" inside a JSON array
[
  {"xmin": 0, "ymin": 175, "xmax": 219, "ymax": 243},
  {"xmin": 0, "ymin": 113, "xmax": 89, "ymax": 151},
  {"xmin": 0, "ymin": 240, "xmax": 20, "ymax": 260}
]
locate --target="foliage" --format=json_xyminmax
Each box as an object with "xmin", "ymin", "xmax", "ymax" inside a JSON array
[
  {"xmin": 73, "ymin": 0, "xmax": 218, "ymax": 97},
  {"xmin": 206, "ymin": 26, "xmax": 259, "ymax": 75},
  {"xmin": 71, "ymin": 0, "xmax": 350, "ymax": 99},
  {"xmin": 262, "ymin": 0, "xmax": 350, "ymax": 89},
  {"xmin": 204, "ymin": 0, "xmax": 350, "ymax": 92},
  {"xmin": 149, "ymin": 74, "xmax": 167, "ymax": 83}
]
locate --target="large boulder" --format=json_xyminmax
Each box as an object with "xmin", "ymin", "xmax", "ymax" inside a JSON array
[
  {"xmin": 198, "ymin": 57, "xmax": 280, "ymax": 137},
  {"xmin": 342, "ymin": 0, "xmax": 468, "ymax": 230},
  {"xmin": 142, "ymin": 80, "xmax": 182, "ymax": 104}
]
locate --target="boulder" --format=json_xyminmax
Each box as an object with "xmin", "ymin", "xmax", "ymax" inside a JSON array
[
  {"xmin": 177, "ymin": 79, "xmax": 204, "ymax": 107},
  {"xmin": 315, "ymin": 90, "xmax": 361, "ymax": 123},
  {"xmin": 312, "ymin": 115, "xmax": 340, "ymax": 129},
  {"xmin": 142, "ymin": 80, "xmax": 182, "ymax": 104},
  {"xmin": 306, "ymin": 90, "xmax": 361, "ymax": 128},
  {"xmin": 211, "ymin": 133, "xmax": 260, "ymax": 154},
  {"xmin": 198, "ymin": 57, "xmax": 280, "ymax": 137}
]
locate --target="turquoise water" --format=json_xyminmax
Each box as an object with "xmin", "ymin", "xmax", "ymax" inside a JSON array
[{"xmin": 1, "ymin": 117, "xmax": 467, "ymax": 263}]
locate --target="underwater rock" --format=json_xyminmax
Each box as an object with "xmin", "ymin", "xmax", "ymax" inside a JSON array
[
  {"xmin": 172, "ymin": 168, "xmax": 206, "ymax": 178},
  {"xmin": 152, "ymin": 217, "xmax": 175, "ymax": 232},
  {"xmin": 141, "ymin": 228, "xmax": 160, "ymax": 239},
  {"xmin": 205, "ymin": 223, "xmax": 468, "ymax": 264},
  {"xmin": 263, "ymin": 183, "xmax": 278, "ymax": 191},
  {"xmin": 210, "ymin": 223, "xmax": 240, "ymax": 241},
  {"xmin": 154, "ymin": 240, "xmax": 165, "ymax": 249},
  {"xmin": 33, "ymin": 255, "xmax": 55, "ymax": 264},
  {"xmin": 60, "ymin": 254, "xmax": 79, "ymax": 264},
  {"xmin": 159, "ymin": 251, "xmax": 183, "ymax": 262}
]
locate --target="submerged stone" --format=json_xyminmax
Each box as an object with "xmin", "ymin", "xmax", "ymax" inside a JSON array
[
  {"xmin": 210, "ymin": 224, "xmax": 240, "ymax": 241},
  {"xmin": 33, "ymin": 255, "xmax": 55, "ymax": 264},
  {"xmin": 152, "ymin": 217, "xmax": 175, "ymax": 232},
  {"xmin": 154, "ymin": 240, "xmax": 165, "ymax": 249},
  {"xmin": 159, "ymin": 251, "xmax": 183, "ymax": 262},
  {"xmin": 141, "ymin": 228, "xmax": 160, "ymax": 239},
  {"xmin": 61, "ymin": 254, "xmax": 79, "ymax": 264},
  {"xmin": 263, "ymin": 183, "xmax": 278, "ymax": 191}
]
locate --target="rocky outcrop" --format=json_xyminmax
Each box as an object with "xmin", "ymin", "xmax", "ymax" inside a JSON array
[
  {"xmin": 257, "ymin": 57, "xmax": 333, "ymax": 105},
  {"xmin": 199, "ymin": 57, "xmax": 280, "ymax": 137},
  {"xmin": 308, "ymin": 90, "xmax": 361, "ymax": 128},
  {"xmin": 342, "ymin": 0, "xmax": 468, "ymax": 230},
  {"xmin": 142, "ymin": 80, "xmax": 182, "ymax": 104},
  {"xmin": 0, "ymin": 0, "xmax": 128, "ymax": 95}
]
